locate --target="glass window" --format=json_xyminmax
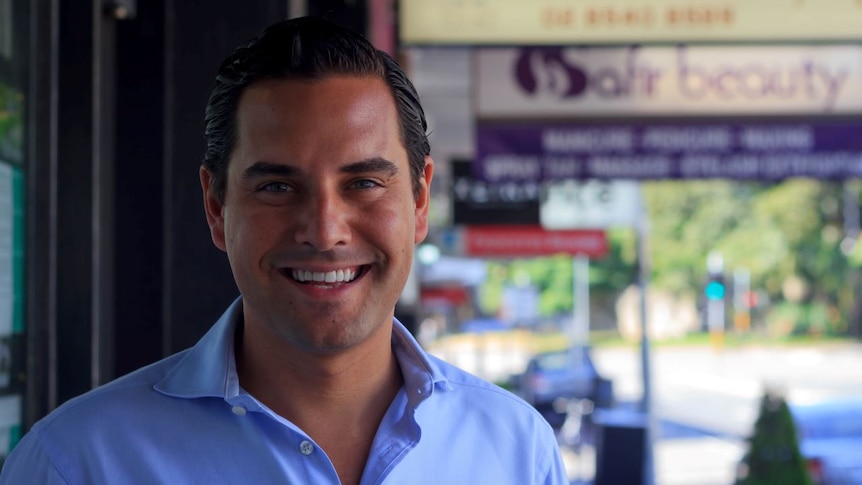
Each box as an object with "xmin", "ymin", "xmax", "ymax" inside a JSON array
[{"xmin": 0, "ymin": 0, "xmax": 27, "ymax": 460}]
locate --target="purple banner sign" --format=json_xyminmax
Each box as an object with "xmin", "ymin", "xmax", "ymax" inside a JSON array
[{"xmin": 475, "ymin": 121, "xmax": 862, "ymax": 182}]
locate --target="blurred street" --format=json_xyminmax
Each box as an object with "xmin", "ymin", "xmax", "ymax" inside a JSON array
[
  {"xmin": 557, "ymin": 341, "xmax": 862, "ymax": 484},
  {"xmin": 429, "ymin": 337, "xmax": 862, "ymax": 485}
]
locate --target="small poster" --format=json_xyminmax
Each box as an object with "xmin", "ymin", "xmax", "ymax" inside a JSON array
[{"xmin": 0, "ymin": 162, "xmax": 22, "ymax": 337}]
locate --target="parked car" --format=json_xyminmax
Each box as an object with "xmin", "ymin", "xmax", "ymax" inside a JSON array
[
  {"xmin": 737, "ymin": 396, "xmax": 862, "ymax": 485},
  {"xmin": 510, "ymin": 346, "xmax": 614, "ymax": 429},
  {"xmin": 792, "ymin": 397, "xmax": 862, "ymax": 484}
]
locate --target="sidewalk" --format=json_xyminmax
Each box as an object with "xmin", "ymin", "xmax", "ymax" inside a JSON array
[
  {"xmin": 562, "ymin": 445, "xmax": 594, "ymax": 484},
  {"xmin": 655, "ymin": 436, "xmax": 744, "ymax": 485},
  {"xmin": 562, "ymin": 436, "xmax": 745, "ymax": 485}
]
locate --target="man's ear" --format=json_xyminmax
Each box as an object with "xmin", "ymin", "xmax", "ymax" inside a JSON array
[
  {"xmin": 414, "ymin": 156, "xmax": 434, "ymax": 245},
  {"xmin": 200, "ymin": 166, "xmax": 227, "ymax": 252}
]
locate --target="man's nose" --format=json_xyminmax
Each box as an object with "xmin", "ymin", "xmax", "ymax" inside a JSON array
[{"xmin": 294, "ymin": 192, "xmax": 351, "ymax": 251}]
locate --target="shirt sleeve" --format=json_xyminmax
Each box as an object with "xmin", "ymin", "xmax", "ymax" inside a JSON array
[
  {"xmin": 541, "ymin": 445, "xmax": 571, "ymax": 485},
  {"xmin": 0, "ymin": 431, "xmax": 72, "ymax": 485}
]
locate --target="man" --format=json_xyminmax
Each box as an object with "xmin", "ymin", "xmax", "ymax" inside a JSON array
[{"xmin": 0, "ymin": 17, "xmax": 568, "ymax": 484}]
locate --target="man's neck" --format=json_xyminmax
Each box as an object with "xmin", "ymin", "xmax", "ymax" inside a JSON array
[
  {"xmin": 235, "ymin": 320, "xmax": 403, "ymax": 422},
  {"xmin": 235, "ymin": 320, "xmax": 404, "ymax": 485}
]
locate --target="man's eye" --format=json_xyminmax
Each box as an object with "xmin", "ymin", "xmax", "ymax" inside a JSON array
[
  {"xmin": 352, "ymin": 179, "xmax": 380, "ymax": 189},
  {"xmin": 261, "ymin": 182, "xmax": 291, "ymax": 192}
]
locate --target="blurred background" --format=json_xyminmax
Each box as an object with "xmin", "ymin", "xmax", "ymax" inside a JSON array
[{"xmin": 2, "ymin": 1, "xmax": 862, "ymax": 484}]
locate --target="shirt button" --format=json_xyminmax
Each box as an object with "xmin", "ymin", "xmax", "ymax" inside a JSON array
[
  {"xmin": 231, "ymin": 406, "xmax": 247, "ymax": 416},
  {"xmin": 299, "ymin": 440, "xmax": 314, "ymax": 456}
]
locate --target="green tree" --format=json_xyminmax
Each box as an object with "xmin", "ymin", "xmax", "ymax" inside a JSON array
[
  {"xmin": 738, "ymin": 390, "xmax": 812, "ymax": 485},
  {"xmin": 644, "ymin": 179, "xmax": 856, "ymax": 337},
  {"xmin": 478, "ymin": 255, "xmax": 576, "ymax": 317}
]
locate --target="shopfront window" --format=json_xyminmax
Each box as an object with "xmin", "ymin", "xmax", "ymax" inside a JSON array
[{"xmin": 0, "ymin": 0, "xmax": 27, "ymax": 459}]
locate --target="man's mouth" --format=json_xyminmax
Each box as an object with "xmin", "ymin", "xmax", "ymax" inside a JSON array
[{"xmin": 287, "ymin": 266, "xmax": 366, "ymax": 284}]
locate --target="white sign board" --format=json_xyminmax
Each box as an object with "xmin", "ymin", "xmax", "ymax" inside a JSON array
[
  {"xmin": 540, "ymin": 180, "xmax": 640, "ymax": 229},
  {"xmin": 476, "ymin": 45, "xmax": 862, "ymax": 118},
  {"xmin": 400, "ymin": 0, "xmax": 862, "ymax": 45}
]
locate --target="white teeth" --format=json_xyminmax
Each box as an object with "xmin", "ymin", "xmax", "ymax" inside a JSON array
[{"xmin": 291, "ymin": 268, "xmax": 359, "ymax": 284}]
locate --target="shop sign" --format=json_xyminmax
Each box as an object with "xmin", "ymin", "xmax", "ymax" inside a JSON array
[
  {"xmin": 477, "ymin": 45, "xmax": 862, "ymax": 117},
  {"xmin": 400, "ymin": 0, "xmax": 862, "ymax": 45},
  {"xmin": 455, "ymin": 226, "xmax": 609, "ymax": 258},
  {"xmin": 476, "ymin": 121, "xmax": 862, "ymax": 182}
]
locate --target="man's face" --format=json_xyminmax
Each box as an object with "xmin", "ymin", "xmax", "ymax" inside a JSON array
[{"xmin": 201, "ymin": 76, "xmax": 433, "ymax": 354}]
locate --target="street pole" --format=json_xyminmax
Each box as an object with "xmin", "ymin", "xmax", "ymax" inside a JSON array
[
  {"xmin": 636, "ymin": 183, "xmax": 655, "ymax": 485},
  {"xmin": 572, "ymin": 254, "xmax": 590, "ymax": 347},
  {"xmin": 843, "ymin": 180, "xmax": 860, "ymax": 253}
]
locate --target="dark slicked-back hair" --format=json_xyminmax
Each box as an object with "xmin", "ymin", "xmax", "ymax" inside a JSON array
[{"xmin": 203, "ymin": 16, "xmax": 430, "ymax": 203}]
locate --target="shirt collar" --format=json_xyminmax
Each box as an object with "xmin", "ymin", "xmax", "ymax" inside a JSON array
[
  {"xmin": 391, "ymin": 315, "xmax": 453, "ymax": 407},
  {"xmin": 154, "ymin": 297, "xmax": 243, "ymax": 399},
  {"xmin": 154, "ymin": 297, "xmax": 451, "ymax": 404}
]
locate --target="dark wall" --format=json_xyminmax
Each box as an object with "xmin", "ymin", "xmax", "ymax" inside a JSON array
[
  {"xmin": 308, "ymin": 0, "xmax": 368, "ymax": 34},
  {"xmin": 55, "ymin": 0, "xmax": 99, "ymax": 413},
  {"xmin": 161, "ymin": 1, "xmax": 289, "ymax": 355},
  {"xmin": 114, "ymin": 0, "xmax": 166, "ymax": 380},
  {"xmin": 114, "ymin": 1, "xmax": 289, "ymax": 376},
  {"xmin": 53, "ymin": 0, "xmax": 118, "ymax": 407}
]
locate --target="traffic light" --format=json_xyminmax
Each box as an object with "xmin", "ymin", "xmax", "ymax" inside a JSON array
[
  {"xmin": 704, "ymin": 272, "xmax": 726, "ymax": 301},
  {"xmin": 704, "ymin": 271, "xmax": 727, "ymax": 345}
]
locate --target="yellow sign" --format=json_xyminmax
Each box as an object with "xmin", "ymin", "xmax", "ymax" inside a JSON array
[{"xmin": 400, "ymin": 0, "xmax": 862, "ymax": 44}]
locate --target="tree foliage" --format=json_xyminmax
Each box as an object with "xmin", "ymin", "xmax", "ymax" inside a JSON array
[
  {"xmin": 478, "ymin": 255, "xmax": 575, "ymax": 317},
  {"xmin": 644, "ymin": 179, "xmax": 858, "ymax": 336},
  {"xmin": 738, "ymin": 390, "xmax": 812, "ymax": 485},
  {"xmin": 476, "ymin": 229, "xmax": 639, "ymax": 319},
  {"xmin": 472, "ymin": 180, "xmax": 860, "ymax": 337},
  {"xmin": 0, "ymin": 82, "xmax": 24, "ymax": 165}
]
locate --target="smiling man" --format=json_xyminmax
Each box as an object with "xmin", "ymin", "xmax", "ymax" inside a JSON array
[{"xmin": 0, "ymin": 17, "xmax": 568, "ymax": 485}]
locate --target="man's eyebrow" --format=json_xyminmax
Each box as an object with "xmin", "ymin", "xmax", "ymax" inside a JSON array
[
  {"xmin": 242, "ymin": 162, "xmax": 300, "ymax": 179},
  {"xmin": 241, "ymin": 158, "xmax": 399, "ymax": 180},
  {"xmin": 341, "ymin": 157, "xmax": 399, "ymax": 176}
]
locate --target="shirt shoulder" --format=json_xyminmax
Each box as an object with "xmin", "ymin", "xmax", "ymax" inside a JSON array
[
  {"xmin": 422, "ymin": 352, "xmax": 553, "ymax": 431},
  {"xmin": 397, "ymin": 354, "xmax": 568, "ymax": 484},
  {"xmin": 38, "ymin": 351, "xmax": 189, "ymax": 429},
  {"xmin": 428, "ymin": 353, "xmax": 529, "ymax": 401},
  {"xmin": 26, "ymin": 352, "xmax": 192, "ymax": 454},
  {"xmin": 390, "ymin": 321, "xmax": 549, "ymax": 428},
  {"xmin": 0, "ymin": 351, "xmax": 191, "ymax": 484}
]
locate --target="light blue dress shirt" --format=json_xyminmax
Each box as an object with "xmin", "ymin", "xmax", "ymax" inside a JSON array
[{"xmin": 0, "ymin": 298, "xmax": 568, "ymax": 484}]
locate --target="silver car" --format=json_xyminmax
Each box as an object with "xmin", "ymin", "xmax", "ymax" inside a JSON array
[
  {"xmin": 511, "ymin": 346, "xmax": 614, "ymax": 429},
  {"xmin": 792, "ymin": 397, "xmax": 862, "ymax": 485}
]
